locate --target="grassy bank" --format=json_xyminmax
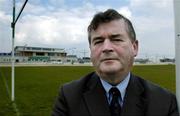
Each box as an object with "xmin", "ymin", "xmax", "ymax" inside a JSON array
[{"xmin": 0, "ymin": 64, "xmax": 175, "ymax": 115}]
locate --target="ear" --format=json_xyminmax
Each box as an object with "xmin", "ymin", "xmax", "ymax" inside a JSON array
[
  {"xmin": 89, "ymin": 45, "xmax": 92, "ymax": 61},
  {"xmin": 132, "ymin": 40, "xmax": 138, "ymax": 57}
]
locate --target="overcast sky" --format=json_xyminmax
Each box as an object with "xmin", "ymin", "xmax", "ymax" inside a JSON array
[{"xmin": 0, "ymin": 0, "xmax": 175, "ymax": 58}]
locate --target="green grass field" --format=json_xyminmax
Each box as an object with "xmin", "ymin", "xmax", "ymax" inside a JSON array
[{"xmin": 0, "ymin": 64, "xmax": 175, "ymax": 116}]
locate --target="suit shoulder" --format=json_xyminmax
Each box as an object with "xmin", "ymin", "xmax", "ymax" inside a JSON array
[
  {"xmin": 134, "ymin": 75, "xmax": 175, "ymax": 97},
  {"xmin": 61, "ymin": 72, "xmax": 95, "ymax": 94},
  {"xmin": 131, "ymin": 75, "xmax": 179, "ymax": 115}
]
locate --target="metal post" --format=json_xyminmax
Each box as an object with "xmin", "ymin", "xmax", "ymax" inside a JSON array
[
  {"xmin": 11, "ymin": 0, "xmax": 28, "ymax": 102},
  {"xmin": 11, "ymin": 0, "xmax": 15, "ymax": 102},
  {"xmin": 174, "ymin": 0, "xmax": 180, "ymax": 111}
]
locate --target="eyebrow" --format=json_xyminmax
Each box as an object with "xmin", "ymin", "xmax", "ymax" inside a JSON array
[
  {"xmin": 109, "ymin": 34, "xmax": 122, "ymax": 39},
  {"xmin": 91, "ymin": 34, "xmax": 122, "ymax": 43}
]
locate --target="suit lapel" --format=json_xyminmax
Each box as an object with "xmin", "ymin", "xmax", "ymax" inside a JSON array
[
  {"xmin": 121, "ymin": 74, "xmax": 147, "ymax": 116},
  {"xmin": 83, "ymin": 73, "xmax": 111, "ymax": 116}
]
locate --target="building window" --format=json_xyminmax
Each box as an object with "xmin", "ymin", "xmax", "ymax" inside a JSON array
[
  {"xmin": 43, "ymin": 48, "xmax": 51, "ymax": 51},
  {"xmin": 36, "ymin": 52, "xmax": 44, "ymax": 56},
  {"xmin": 32, "ymin": 47, "xmax": 41, "ymax": 50},
  {"xmin": 48, "ymin": 53, "xmax": 55, "ymax": 56}
]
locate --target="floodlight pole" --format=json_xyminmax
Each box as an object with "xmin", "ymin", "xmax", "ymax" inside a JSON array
[
  {"xmin": 174, "ymin": 0, "xmax": 180, "ymax": 111},
  {"xmin": 11, "ymin": 0, "xmax": 15, "ymax": 102},
  {"xmin": 11, "ymin": 0, "xmax": 28, "ymax": 102}
]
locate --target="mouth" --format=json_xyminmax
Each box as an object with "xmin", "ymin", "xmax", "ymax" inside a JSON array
[{"xmin": 101, "ymin": 58, "xmax": 118, "ymax": 62}]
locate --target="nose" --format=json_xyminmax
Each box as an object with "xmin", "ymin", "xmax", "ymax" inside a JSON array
[{"xmin": 102, "ymin": 39, "xmax": 113, "ymax": 53}]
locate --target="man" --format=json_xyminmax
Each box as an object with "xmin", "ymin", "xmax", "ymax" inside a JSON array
[{"xmin": 52, "ymin": 9, "xmax": 179, "ymax": 116}]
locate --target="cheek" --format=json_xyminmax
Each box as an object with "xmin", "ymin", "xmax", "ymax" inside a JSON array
[
  {"xmin": 90, "ymin": 48, "xmax": 97, "ymax": 60},
  {"xmin": 91, "ymin": 47, "xmax": 101, "ymax": 56},
  {"xmin": 114, "ymin": 46, "xmax": 125, "ymax": 55},
  {"xmin": 115, "ymin": 45, "xmax": 133, "ymax": 57},
  {"xmin": 90, "ymin": 47, "xmax": 102, "ymax": 63}
]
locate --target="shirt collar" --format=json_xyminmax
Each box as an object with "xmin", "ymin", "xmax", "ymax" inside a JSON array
[{"xmin": 100, "ymin": 72, "xmax": 130, "ymax": 101}]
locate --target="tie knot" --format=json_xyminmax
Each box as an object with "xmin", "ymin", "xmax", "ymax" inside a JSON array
[{"xmin": 109, "ymin": 87, "xmax": 120, "ymax": 97}]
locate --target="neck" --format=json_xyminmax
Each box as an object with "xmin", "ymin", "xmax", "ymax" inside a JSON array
[{"xmin": 97, "ymin": 71, "xmax": 129, "ymax": 85}]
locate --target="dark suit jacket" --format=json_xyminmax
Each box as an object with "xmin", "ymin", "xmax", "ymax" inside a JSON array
[{"xmin": 52, "ymin": 72, "xmax": 179, "ymax": 116}]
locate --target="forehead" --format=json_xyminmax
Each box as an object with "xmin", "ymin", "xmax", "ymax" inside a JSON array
[{"xmin": 90, "ymin": 19, "xmax": 128, "ymax": 38}]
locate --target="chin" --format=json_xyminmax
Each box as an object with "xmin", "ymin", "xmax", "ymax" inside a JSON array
[{"xmin": 100, "ymin": 65, "xmax": 121, "ymax": 74}]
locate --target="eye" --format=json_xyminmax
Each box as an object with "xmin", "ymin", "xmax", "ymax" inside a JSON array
[
  {"xmin": 94, "ymin": 40, "xmax": 103, "ymax": 45},
  {"xmin": 110, "ymin": 35, "xmax": 124, "ymax": 42},
  {"xmin": 92, "ymin": 37, "xmax": 104, "ymax": 45},
  {"xmin": 112, "ymin": 38, "xmax": 122, "ymax": 41},
  {"xmin": 111, "ymin": 38, "xmax": 123, "ymax": 42}
]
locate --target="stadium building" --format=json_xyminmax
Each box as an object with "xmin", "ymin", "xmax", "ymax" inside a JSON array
[
  {"xmin": 0, "ymin": 53, "xmax": 11, "ymax": 63},
  {"xmin": 0, "ymin": 46, "xmax": 68, "ymax": 63}
]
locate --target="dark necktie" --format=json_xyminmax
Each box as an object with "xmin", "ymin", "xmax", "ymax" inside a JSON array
[{"xmin": 109, "ymin": 87, "xmax": 121, "ymax": 116}]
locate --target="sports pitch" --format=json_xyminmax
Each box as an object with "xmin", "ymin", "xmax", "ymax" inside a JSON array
[{"xmin": 0, "ymin": 64, "xmax": 175, "ymax": 116}]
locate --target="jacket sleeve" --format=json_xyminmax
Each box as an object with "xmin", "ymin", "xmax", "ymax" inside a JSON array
[
  {"xmin": 52, "ymin": 86, "xmax": 68, "ymax": 116},
  {"xmin": 169, "ymin": 94, "xmax": 179, "ymax": 116}
]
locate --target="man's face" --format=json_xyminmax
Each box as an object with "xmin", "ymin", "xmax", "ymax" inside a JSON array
[{"xmin": 89, "ymin": 19, "xmax": 138, "ymax": 77}]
